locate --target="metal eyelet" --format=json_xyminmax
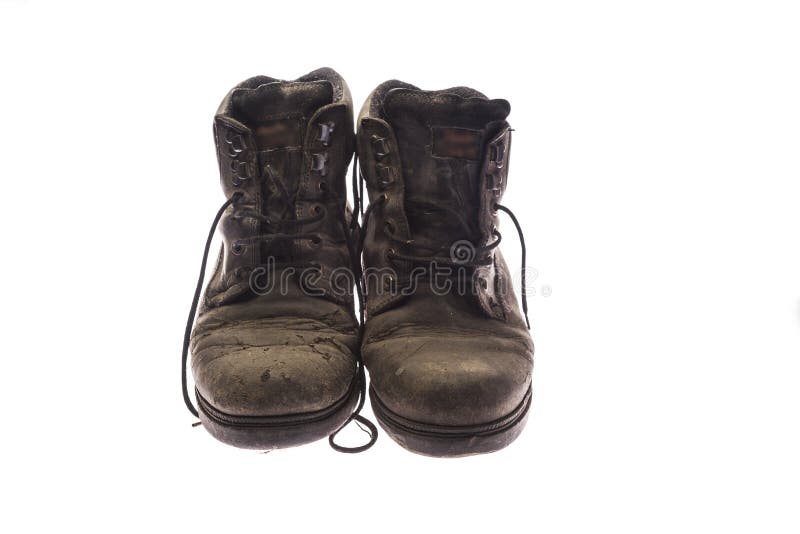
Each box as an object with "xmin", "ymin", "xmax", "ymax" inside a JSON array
[
  {"xmin": 311, "ymin": 152, "xmax": 328, "ymax": 176},
  {"xmin": 310, "ymin": 235, "xmax": 322, "ymax": 246},
  {"xmin": 371, "ymin": 135, "xmax": 390, "ymax": 159},
  {"xmin": 377, "ymin": 165, "xmax": 396, "ymax": 189},
  {"xmin": 490, "ymin": 140, "xmax": 506, "ymax": 168},
  {"xmin": 230, "ymin": 159, "xmax": 251, "ymax": 187},
  {"xmin": 231, "ymin": 242, "xmax": 244, "ymax": 255},
  {"xmin": 318, "ymin": 180, "xmax": 328, "ymax": 192},
  {"xmin": 383, "ymin": 275, "xmax": 396, "ymax": 291},
  {"xmin": 317, "ymin": 122, "xmax": 335, "ymax": 146},
  {"xmin": 226, "ymin": 135, "xmax": 246, "ymax": 157},
  {"xmin": 386, "ymin": 248, "xmax": 396, "ymax": 260},
  {"xmin": 487, "ymin": 173, "xmax": 503, "ymax": 192}
]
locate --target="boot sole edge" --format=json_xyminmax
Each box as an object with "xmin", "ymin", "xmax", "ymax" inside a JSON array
[
  {"xmin": 195, "ymin": 382, "xmax": 359, "ymax": 450},
  {"xmin": 369, "ymin": 386, "xmax": 532, "ymax": 458}
]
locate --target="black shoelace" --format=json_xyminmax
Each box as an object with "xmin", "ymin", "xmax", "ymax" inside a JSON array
[
  {"xmin": 182, "ymin": 163, "xmax": 377, "ymax": 453},
  {"xmin": 357, "ymin": 191, "xmax": 530, "ymax": 329}
]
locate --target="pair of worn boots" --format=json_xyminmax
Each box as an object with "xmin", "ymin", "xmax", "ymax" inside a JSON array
[{"xmin": 182, "ymin": 68, "xmax": 534, "ymax": 457}]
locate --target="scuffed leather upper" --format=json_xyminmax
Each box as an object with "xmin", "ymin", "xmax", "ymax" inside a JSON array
[
  {"xmin": 190, "ymin": 68, "xmax": 359, "ymax": 417},
  {"xmin": 207, "ymin": 70, "xmax": 355, "ymax": 306},
  {"xmin": 359, "ymin": 81, "xmax": 534, "ymax": 426}
]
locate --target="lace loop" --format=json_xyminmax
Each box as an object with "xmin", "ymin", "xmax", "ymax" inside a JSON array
[
  {"xmin": 328, "ymin": 363, "xmax": 378, "ymax": 453},
  {"xmin": 182, "ymin": 192, "xmax": 242, "ymax": 419},
  {"xmin": 326, "ymin": 154, "xmax": 378, "ymax": 453},
  {"xmin": 495, "ymin": 203, "xmax": 530, "ymax": 330}
]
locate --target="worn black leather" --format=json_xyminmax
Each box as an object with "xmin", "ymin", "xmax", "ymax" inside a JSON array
[
  {"xmin": 187, "ymin": 68, "xmax": 367, "ymax": 450},
  {"xmin": 357, "ymin": 81, "xmax": 534, "ymax": 456}
]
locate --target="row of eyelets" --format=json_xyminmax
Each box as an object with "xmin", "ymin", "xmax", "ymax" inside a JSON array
[
  {"xmin": 371, "ymin": 135, "xmax": 397, "ymax": 191},
  {"xmin": 224, "ymin": 130, "xmax": 252, "ymax": 187},
  {"xmin": 373, "ymin": 135, "xmax": 398, "ymax": 267},
  {"xmin": 306, "ymin": 122, "xmax": 334, "ymax": 254},
  {"xmin": 311, "ymin": 121, "xmax": 335, "ymax": 181},
  {"xmin": 486, "ymin": 135, "xmax": 507, "ymax": 193}
]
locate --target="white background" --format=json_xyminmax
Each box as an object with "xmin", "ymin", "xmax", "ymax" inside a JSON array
[{"xmin": 1, "ymin": 0, "xmax": 798, "ymax": 532}]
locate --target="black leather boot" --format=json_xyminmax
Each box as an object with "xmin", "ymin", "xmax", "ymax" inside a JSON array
[
  {"xmin": 182, "ymin": 68, "xmax": 375, "ymax": 452},
  {"xmin": 356, "ymin": 81, "xmax": 534, "ymax": 457}
]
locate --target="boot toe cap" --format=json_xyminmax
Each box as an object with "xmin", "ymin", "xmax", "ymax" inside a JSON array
[
  {"xmin": 193, "ymin": 338, "xmax": 356, "ymax": 417},
  {"xmin": 365, "ymin": 335, "xmax": 532, "ymax": 426}
]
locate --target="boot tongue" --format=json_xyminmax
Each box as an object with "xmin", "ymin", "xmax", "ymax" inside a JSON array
[
  {"xmin": 382, "ymin": 88, "xmax": 510, "ymax": 245},
  {"xmin": 230, "ymin": 80, "xmax": 333, "ymax": 149}
]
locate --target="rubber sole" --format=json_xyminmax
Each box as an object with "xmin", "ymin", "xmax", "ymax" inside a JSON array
[
  {"xmin": 369, "ymin": 386, "xmax": 532, "ymax": 458},
  {"xmin": 196, "ymin": 382, "xmax": 358, "ymax": 450}
]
